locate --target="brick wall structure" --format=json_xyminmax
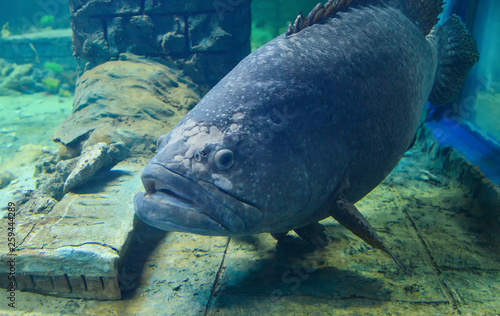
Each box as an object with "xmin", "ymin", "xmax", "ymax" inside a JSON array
[{"xmin": 70, "ymin": 0, "xmax": 252, "ymax": 87}]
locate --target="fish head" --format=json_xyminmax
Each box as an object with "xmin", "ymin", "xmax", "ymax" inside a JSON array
[{"xmin": 134, "ymin": 79, "xmax": 313, "ymax": 236}]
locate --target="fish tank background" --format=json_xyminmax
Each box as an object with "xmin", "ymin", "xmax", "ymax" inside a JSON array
[
  {"xmin": 0, "ymin": 0, "xmax": 75, "ymax": 166},
  {"xmin": 425, "ymin": 0, "xmax": 500, "ymax": 184},
  {"xmin": 0, "ymin": 0, "xmax": 498, "ymax": 315}
]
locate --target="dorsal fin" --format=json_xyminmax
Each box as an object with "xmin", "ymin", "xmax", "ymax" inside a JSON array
[
  {"xmin": 285, "ymin": 0, "xmax": 444, "ymax": 37},
  {"xmin": 286, "ymin": 0, "xmax": 377, "ymax": 36}
]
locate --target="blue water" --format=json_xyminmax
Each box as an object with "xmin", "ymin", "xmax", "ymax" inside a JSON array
[{"xmin": 426, "ymin": 120, "xmax": 500, "ymax": 184}]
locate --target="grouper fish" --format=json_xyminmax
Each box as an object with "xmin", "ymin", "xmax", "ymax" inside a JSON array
[{"xmin": 134, "ymin": 0, "xmax": 478, "ymax": 269}]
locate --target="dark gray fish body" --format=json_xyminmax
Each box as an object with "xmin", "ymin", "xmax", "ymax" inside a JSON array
[{"xmin": 134, "ymin": 0, "xmax": 478, "ymax": 266}]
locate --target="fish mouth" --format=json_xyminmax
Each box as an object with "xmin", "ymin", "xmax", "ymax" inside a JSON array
[
  {"xmin": 134, "ymin": 163, "xmax": 262, "ymax": 236},
  {"xmin": 143, "ymin": 179, "xmax": 199, "ymax": 209}
]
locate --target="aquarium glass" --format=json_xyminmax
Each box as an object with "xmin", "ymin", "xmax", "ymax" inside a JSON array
[{"xmin": 462, "ymin": 0, "xmax": 500, "ymax": 142}]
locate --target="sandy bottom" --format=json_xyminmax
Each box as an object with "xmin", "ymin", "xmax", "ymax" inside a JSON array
[
  {"xmin": 0, "ymin": 94, "xmax": 499, "ymax": 315},
  {"xmin": 0, "ymin": 93, "xmax": 73, "ymax": 164}
]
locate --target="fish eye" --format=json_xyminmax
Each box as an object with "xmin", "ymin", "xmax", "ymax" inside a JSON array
[{"xmin": 214, "ymin": 149, "xmax": 234, "ymax": 170}]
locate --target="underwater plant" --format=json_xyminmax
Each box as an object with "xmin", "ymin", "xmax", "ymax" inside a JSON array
[
  {"xmin": 1, "ymin": 23, "xmax": 11, "ymax": 38},
  {"xmin": 42, "ymin": 77, "xmax": 61, "ymax": 94},
  {"xmin": 59, "ymin": 88, "xmax": 73, "ymax": 97},
  {"xmin": 40, "ymin": 15, "xmax": 55, "ymax": 27},
  {"xmin": 44, "ymin": 62, "xmax": 64, "ymax": 74}
]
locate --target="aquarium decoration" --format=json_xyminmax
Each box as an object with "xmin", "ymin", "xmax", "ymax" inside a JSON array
[
  {"xmin": 43, "ymin": 61, "xmax": 63, "ymax": 74},
  {"xmin": 39, "ymin": 15, "xmax": 55, "ymax": 27},
  {"xmin": 0, "ymin": 22, "xmax": 10, "ymax": 38},
  {"xmin": 69, "ymin": 0, "xmax": 251, "ymax": 87},
  {"xmin": 0, "ymin": 59, "xmax": 74, "ymax": 96},
  {"xmin": 41, "ymin": 77, "xmax": 61, "ymax": 94}
]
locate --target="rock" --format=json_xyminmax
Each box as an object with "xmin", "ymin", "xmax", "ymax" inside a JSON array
[
  {"xmin": 80, "ymin": 127, "xmax": 114, "ymax": 150},
  {"xmin": 57, "ymin": 142, "xmax": 80, "ymax": 159},
  {"xmin": 52, "ymin": 55, "xmax": 200, "ymax": 156},
  {"xmin": 0, "ymin": 170, "xmax": 14, "ymax": 189},
  {"xmin": 0, "ymin": 62, "xmax": 33, "ymax": 94},
  {"xmin": 39, "ymin": 142, "xmax": 128, "ymax": 200},
  {"xmin": 416, "ymin": 174, "xmax": 430, "ymax": 182},
  {"xmin": 0, "ymin": 144, "xmax": 53, "ymax": 178},
  {"xmin": 0, "ymin": 56, "xmax": 74, "ymax": 96},
  {"xmin": 39, "ymin": 156, "xmax": 79, "ymax": 200},
  {"xmin": 0, "ymin": 160, "xmax": 146, "ymax": 300},
  {"xmin": 0, "ymin": 58, "xmax": 9, "ymax": 73},
  {"xmin": 189, "ymin": 15, "xmax": 234, "ymax": 52},
  {"xmin": 18, "ymin": 190, "xmax": 57, "ymax": 215},
  {"xmin": 69, "ymin": 0, "xmax": 251, "ymax": 86},
  {"xmin": 63, "ymin": 142, "xmax": 128, "ymax": 194},
  {"xmin": 34, "ymin": 150, "xmax": 59, "ymax": 176},
  {"xmin": 160, "ymin": 30, "xmax": 186, "ymax": 54},
  {"xmin": 3, "ymin": 64, "xmax": 33, "ymax": 91},
  {"xmin": 418, "ymin": 169, "xmax": 441, "ymax": 183},
  {"xmin": 0, "ymin": 145, "xmax": 59, "ymax": 214}
]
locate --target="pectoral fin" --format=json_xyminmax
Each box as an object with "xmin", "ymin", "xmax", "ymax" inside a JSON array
[
  {"xmin": 294, "ymin": 222, "xmax": 328, "ymax": 248},
  {"xmin": 270, "ymin": 222, "xmax": 328, "ymax": 248},
  {"xmin": 330, "ymin": 196, "xmax": 408, "ymax": 273}
]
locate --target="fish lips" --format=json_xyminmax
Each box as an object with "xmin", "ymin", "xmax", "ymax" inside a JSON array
[{"xmin": 134, "ymin": 163, "xmax": 260, "ymax": 236}]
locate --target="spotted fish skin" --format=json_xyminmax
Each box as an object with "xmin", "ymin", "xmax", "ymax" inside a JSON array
[{"xmin": 134, "ymin": 0, "xmax": 478, "ymax": 268}]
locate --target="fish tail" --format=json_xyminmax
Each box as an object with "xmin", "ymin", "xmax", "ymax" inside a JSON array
[{"xmin": 429, "ymin": 15, "xmax": 480, "ymax": 106}]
